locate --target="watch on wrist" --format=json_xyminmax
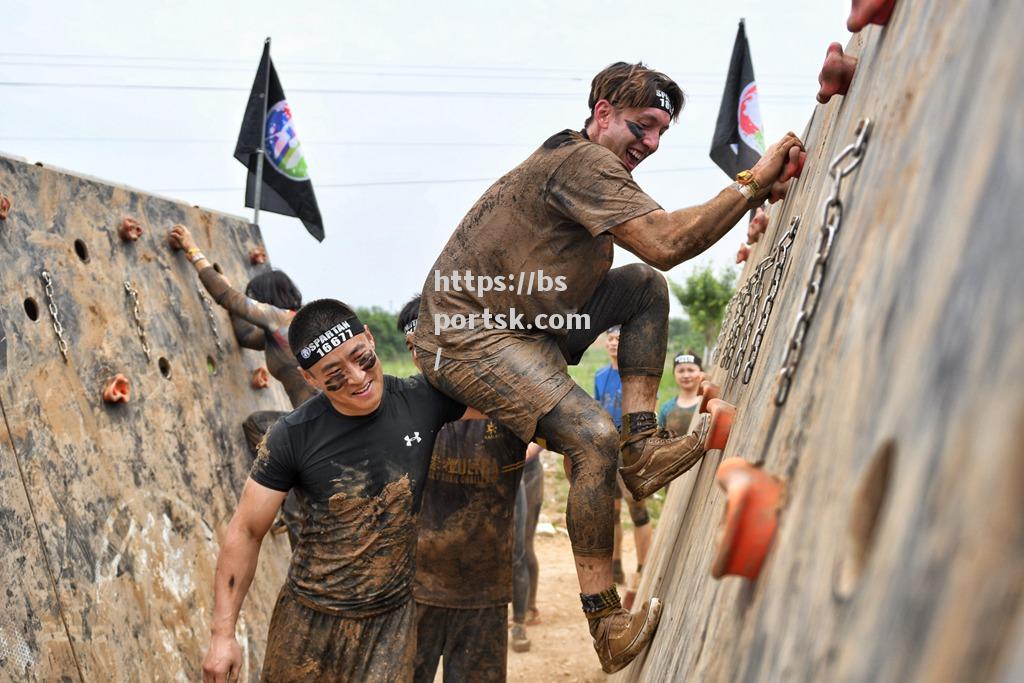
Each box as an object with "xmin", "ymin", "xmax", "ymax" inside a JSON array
[{"xmin": 735, "ymin": 170, "xmax": 762, "ymax": 194}]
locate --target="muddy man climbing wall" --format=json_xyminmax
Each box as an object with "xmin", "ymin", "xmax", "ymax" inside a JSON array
[
  {"xmin": 617, "ymin": 0, "xmax": 1024, "ymax": 681},
  {"xmin": 0, "ymin": 156, "xmax": 292, "ymax": 680}
]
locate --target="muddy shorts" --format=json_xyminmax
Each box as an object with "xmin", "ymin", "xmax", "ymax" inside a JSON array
[
  {"xmin": 413, "ymin": 603, "xmax": 508, "ymax": 683},
  {"xmin": 417, "ymin": 335, "xmax": 575, "ymax": 444},
  {"xmin": 260, "ymin": 588, "xmax": 416, "ymax": 682}
]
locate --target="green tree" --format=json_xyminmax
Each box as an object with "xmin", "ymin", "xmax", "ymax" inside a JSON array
[
  {"xmin": 669, "ymin": 264, "xmax": 737, "ymax": 353},
  {"xmin": 355, "ymin": 306, "xmax": 406, "ymax": 360}
]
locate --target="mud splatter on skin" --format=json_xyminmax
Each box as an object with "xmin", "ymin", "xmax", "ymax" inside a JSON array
[{"xmin": 228, "ymin": 575, "xmax": 235, "ymax": 590}]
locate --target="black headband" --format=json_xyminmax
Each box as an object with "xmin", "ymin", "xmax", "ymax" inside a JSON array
[
  {"xmin": 651, "ymin": 89, "xmax": 674, "ymax": 116},
  {"xmin": 296, "ymin": 316, "xmax": 365, "ymax": 369},
  {"xmin": 403, "ymin": 318, "xmax": 417, "ymax": 336},
  {"xmin": 674, "ymin": 353, "xmax": 699, "ymax": 367}
]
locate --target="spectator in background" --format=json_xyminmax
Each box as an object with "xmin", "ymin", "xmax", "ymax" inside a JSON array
[
  {"xmin": 511, "ymin": 442, "xmax": 545, "ymax": 652},
  {"xmin": 658, "ymin": 352, "xmax": 704, "ymax": 435},
  {"xmin": 593, "ymin": 327, "xmax": 652, "ymax": 587}
]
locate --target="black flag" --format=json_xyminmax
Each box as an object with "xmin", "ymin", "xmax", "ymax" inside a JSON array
[
  {"xmin": 709, "ymin": 20, "xmax": 766, "ymax": 179},
  {"xmin": 235, "ymin": 39, "xmax": 324, "ymax": 241}
]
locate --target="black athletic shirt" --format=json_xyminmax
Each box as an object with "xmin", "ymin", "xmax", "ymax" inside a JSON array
[{"xmin": 251, "ymin": 374, "xmax": 464, "ymax": 616}]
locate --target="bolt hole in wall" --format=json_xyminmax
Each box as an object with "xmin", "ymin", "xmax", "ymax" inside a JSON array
[
  {"xmin": 834, "ymin": 440, "xmax": 896, "ymax": 599},
  {"xmin": 74, "ymin": 238, "xmax": 90, "ymax": 263},
  {"xmin": 206, "ymin": 355, "xmax": 217, "ymax": 375},
  {"xmin": 24, "ymin": 297, "xmax": 39, "ymax": 321},
  {"xmin": 158, "ymin": 356, "xmax": 172, "ymax": 379}
]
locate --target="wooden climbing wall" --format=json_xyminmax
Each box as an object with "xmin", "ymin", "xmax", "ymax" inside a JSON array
[
  {"xmin": 0, "ymin": 155, "xmax": 292, "ymax": 680},
  {"xmin": 619, "ymin": 0, "xmax": 1024, "ymax": 681}
]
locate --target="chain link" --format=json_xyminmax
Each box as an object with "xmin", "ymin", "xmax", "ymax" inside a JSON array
[
  {"xmin": 124, "ymin": 280, "xmax": 152, "ymax": 361},
  {"xmin": 40, "ymin": 269, "xmax": 69, "ymax": 362},
  {"xmin": 196, "ymin": 285, "xmax": 225, "ymax": 353},
  {"xmin": 776, "ymin": 118, "xmax": 872, "ymax": 405},
  {"xmin": 731, "ymin": 255, "xmax": 775, "ymax": 379},
  {"xmin": 720, "ymin": 281, "xmax": 751, "ymax": 370},
  {"xmin": 742, "ymin": 216, "xmax": 800, "ymax": 383}
]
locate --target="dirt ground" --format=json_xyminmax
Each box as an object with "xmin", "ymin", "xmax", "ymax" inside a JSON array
[
  {"xmin": 503, "ymin": 454, "xmax": 641, "ymax": 683},
  {"xmin": 504, "ymin": 531, "xmax": 638, "ymax": 683}
]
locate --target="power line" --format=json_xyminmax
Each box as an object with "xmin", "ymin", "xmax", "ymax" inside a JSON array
[
  {"xmin": 0, "ymin": 80, "xmax": 813, "ymax": 103},
  {"xmin": 153, "ymin": 166, "xmax": 713, "ymax": 193}
]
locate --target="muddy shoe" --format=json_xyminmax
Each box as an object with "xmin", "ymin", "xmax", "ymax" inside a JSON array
[
  {"xmin": 620, "ymin": 413, "xmax": 712, "ymax": 500},
  {"xmin": 588, "ymin": 598, "xmax": 663, "ymax": 674},
  {"xmin": 510, "ymin": 623, "xmax": 531, "ymax": 653}
]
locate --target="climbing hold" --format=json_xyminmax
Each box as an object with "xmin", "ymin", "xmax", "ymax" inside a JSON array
[
  {"xmin": 704, "ymin": 398, "xmax": 735, "ymax": 451},
  {"xmin": 249, "ymin": 247, "xmax": 268, "ymax": 265},
  {"xmin": 747, "ymin": 207, "xmax": 768, "ymax": 244},
  {"xmin": 817, "ymin": 42, "xmax": 858, "ymax": 104},
  {"xmin": 251, "ymin": 366, "xmax": 270, "ymax": 389},
  {"xmin": 698, "ymin": 380, "xmax": 720, "ymax": 414},
  {"xmin": 711, "ymin": 458, "xmax": 782, "ymax": 580},
  {"xmin": 847, "ymin": 0, "xmax": 897, "ymax": 32},
  {"xmin": 0, "ymin": 193, "xmax": 11, "ymax": 220},
  {"xmin": 119, "ymin": 216, "xmax": 143, "ymax": 242},
  {"xmin": 102, "ymin": 374, "xmax": 131, "ymax": 403},
  {"xmin": 779, "ymin": 147, "xmax": 808, "ymax": 183},
  {"xmin": 736, "ymin": 243, "xmax": 750, "ymax": 264}
]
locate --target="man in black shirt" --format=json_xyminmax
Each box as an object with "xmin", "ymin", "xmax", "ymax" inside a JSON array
[{"xmin": 202, "ymin": 299, "xmax": 466, "ymax": 683}]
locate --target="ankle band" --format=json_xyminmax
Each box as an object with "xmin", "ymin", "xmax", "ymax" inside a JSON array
[
  {"xmin": 622, "ymin": 411, "xmax": 657, "ymax": 436},
  {"xmin": 581, "ymin": 586, "xmax": 621, "ymax": 615}
]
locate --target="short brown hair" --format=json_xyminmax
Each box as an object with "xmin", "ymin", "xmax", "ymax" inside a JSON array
[{"xmin": 585, "ymin": 62, "xmax": 685, "ymax": 127}]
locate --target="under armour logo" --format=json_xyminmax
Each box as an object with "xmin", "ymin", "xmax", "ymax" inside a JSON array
[{"xmin": 404, "ymin": 432, "xmax": 421, "ymax": 447}]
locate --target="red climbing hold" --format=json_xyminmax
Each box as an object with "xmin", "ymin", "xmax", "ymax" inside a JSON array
[
  {"xmin": 736, "ymin": 243, "xmax": 750, "ymax": 264},
  {"xmin": 704, "ymin": 398, "xmax": 735, "ymax": 451},
  {"xmin": 251, "ymin": 366, "xmax": 271, "ymax": 389},
  {"xmin": 848, "ymin": 0, "xmax": 897, "ymax": 33},
  {"xmin": 698, "ymin": 381, "xmax": 720, "ymax": 414},
  {"xmin": 711, "ymin": 458, "xmax": 782, "ymax": 580},
  {"xmin": 0, "ymin": 193, "xmax": 11, "ymax": 220},
  {"xmin": 250, "ymin": 247, "xmax": 268, "ymax": 265},
  {"xmin": 817, "ymin": 42, "xmax": 858, "ymax": 104},
  {"xmin": 747, "ymin": 207, "xmax": 768, "ymax": 244},
  {"xmin": 119, "ymin": 217, "xmax": 143, "ymax": 241},
  {"xmin": 102, "ymin": 374, "xmax": 131, "ymax": 403}
]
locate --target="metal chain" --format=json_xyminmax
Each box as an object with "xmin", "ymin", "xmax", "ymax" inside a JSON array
[
  {"xmin": 40, "ymin": 269, "xmax": 69, "ymax": 362},
  {"xmin": 720, "ymin": 281, "xmax": 751, "ymax": 370},
  {"xmin": 776, "ymin": 118, "xmax": 872, "ymax": 405},
  {"xmin": 196, "ymin": 285, "xmax": 225, "ymax": 353},
  {"xmin": 742, "ymin": 215, "xmax": 800, "ymax": 383},
  {"xmin": 731, "ymin": 255, "xmax": 775, "ymax": 379},
  {"xmin": 123, "ymin": 280, "xmax": 152, "ymax": 361},
  {"xmin": 708, "ymin": 297, "xmax": 734, "ymax": 365}
]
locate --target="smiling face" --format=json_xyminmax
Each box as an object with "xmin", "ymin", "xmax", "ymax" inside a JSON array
[
  {"xmin": 300, "ymin": 327, "xmax": 385, "ymax": 415},
  {"xmin": 673, "ymin": 362, "xmax": 703, "ymax": 392},
  {"xmin": 590, "ymin": 101, "xmax": 671, "ymax": 172}
]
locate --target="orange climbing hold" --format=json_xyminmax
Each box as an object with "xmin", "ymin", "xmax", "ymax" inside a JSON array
[
  {"xmin": 704, "ymin": 398, "xmax": 735, "ymax": 451},
  {"xmin": 102, "ymin": 374, "xmax": 131, "ymax": 403},
  {"xmin": 0, "ymin": 193, "xmax": 11, "ymax": 220},
  {"xmin": 847, "ymin": 0, "xmax": 897, "ymax": 33},
  {"xmin": 698, "ymin": 380, "xmax": 720, "ymax": 414},
  {"xmin": 817, "ymin": 42, "xmax": 858, "ymax": 104},
  {"xmin": 736, "ymin": 243, "xmax": 750, "ymax": 264},
  {"xmin": 711, "ymin": 458, "xmax": 782, "ymax": 580},
  {"xmin": 119, "ymin": 216, "xmax": 143, "ymax": 241},
  {"xmin": 250, "ymin": 247, "xmax": 268, "ymax": 265},
  {"xmin": 251, "ymin": 366, "xmax": 271, "ymax": 389}
]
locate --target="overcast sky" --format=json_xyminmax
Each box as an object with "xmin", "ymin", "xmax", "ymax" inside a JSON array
[{"xmin": 3, "ymin": 1, "xmax": 849, "ymax": 313}]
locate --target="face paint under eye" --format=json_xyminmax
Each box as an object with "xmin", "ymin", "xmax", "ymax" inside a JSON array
[
  {"xmin": 324, "ymin": 374, "xmax": 346, "ymax": 392},
  {"xmin": 626, "ymin": 121, "xmax": 644, "ymax": 140},
  {"xmin": 358, "ymin": 352, "xmax": 378, "ymax": 372}
]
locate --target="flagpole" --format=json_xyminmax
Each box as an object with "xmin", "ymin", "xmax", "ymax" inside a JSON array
[{"xmin": 253, "ymin": 36, "xmax": 272, "ymax": 227}]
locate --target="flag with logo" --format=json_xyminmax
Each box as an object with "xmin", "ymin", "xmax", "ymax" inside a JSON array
[
  {"xmin": 709, "ymin": 20, "xmax": 765, "ymax": 179},
  {"xmin": 235, "ymin": 39, "xmax": 324, "ymax": 241}
]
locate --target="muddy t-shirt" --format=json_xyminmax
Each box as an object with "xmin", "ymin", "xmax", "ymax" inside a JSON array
[
  {"xmin": 414, "ymin": 419, "xmax": 526, "ymax": 608},
  {"xmin": 659, "ymin": 397, "xmax": 699, "ymax": 435},
  {"xmin": 415, "ymin": 130, "xmax": 662, "ymax": 359},
  {"xmin": 251, "ymin": 374, "xmax": 464, "ymax": 616}
]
